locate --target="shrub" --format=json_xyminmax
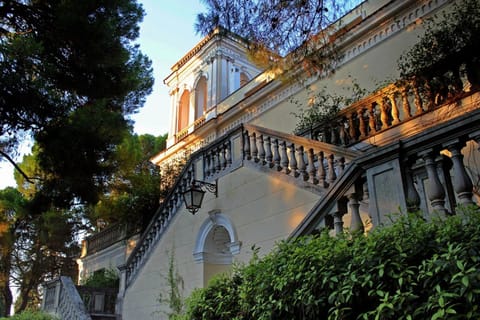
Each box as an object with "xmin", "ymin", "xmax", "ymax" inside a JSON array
[
  {"xmin": 81, "ymin": 268, "xmax": 119, "ymax": 289},
  {"xmin": 181, "ymin": 207, "xmax": 480, "ymax": 319},
  {"xmin": 398, "ymin": 0, "xmax": 480, "ymax": 79},
  {"xmin": 0, "ymin": 310, "xmax": 58, "ymax": 320}
]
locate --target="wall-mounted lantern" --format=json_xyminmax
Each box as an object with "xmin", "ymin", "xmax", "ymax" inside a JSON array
[{"xmin": 182, "ymin": 180, "xmax": 217, "ymax": 214}]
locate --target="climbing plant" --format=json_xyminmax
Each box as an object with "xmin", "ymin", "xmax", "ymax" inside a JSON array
[
  {"xmin": 155, "ymin": 249, "xmax": 185, "ymax": 320},
  {"xmin": 291, "ymin": 78, "xmax": 367, "ymax": 135}
]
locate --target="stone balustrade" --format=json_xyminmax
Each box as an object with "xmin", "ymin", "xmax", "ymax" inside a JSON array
[
  {"xmin": 125, "ymin": 74, "xmax": 476, "ymax": 286},
  {"xmin": 124, "ymin": 126, "xmax": 242, "ymax": 286},
  {"xmin": 243, "ymin": 124, "xmax": 360, "ymax": 188},
  {"xmin": 124, "ymin": 123, "xmax": 359, "ymax": 287},
  {"xmin": 42, "ymin": 277, "xmax": 92, "ymax": 320},
  {"xmin": 84, "ymin": 223, "xmax": 126, "ymax": 255},
  {"xmin": 304, "ymin": 63, "xmax": 476, "ymax": 145},
  {"xmin": 76, "ymin": 286, "xmax": 117, "ymax": 317},
  {"xmin": 293, "ymin": 99, "xmax": 480, "ymax": 237}
]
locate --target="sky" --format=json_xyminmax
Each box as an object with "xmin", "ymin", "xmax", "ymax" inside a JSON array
[{"xmin": 0, "ymin": 0, "xmax": 206, "ymax": 189}]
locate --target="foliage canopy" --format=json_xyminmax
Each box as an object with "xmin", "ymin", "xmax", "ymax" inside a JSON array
[
  {"xmin": 0, "ymin": 0, "xmax": 153, "ymax": 207},
  {"xmin": 195, "ymin": 0, "xmax": 360, "ymax": 74},
  {"xmin": 180, "ymin": 207, "xmax": 480, "ymax": 319}
]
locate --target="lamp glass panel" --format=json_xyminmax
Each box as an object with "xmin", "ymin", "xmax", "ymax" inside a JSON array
[{"xmin": 191, "ymin": 189, "xmax": 206, "ymax": 208}]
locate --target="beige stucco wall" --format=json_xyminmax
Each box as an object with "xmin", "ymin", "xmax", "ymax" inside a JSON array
[
  {"xmin": 121, "ymin": 165, "xmax": 319, "ymax": 319},
  {"xmin": 78, "ymin": 242, "xmax": 125, "ymax": 284},
  {"xmin": 248, "ymin": 6, "xmax": 430, "ymax": 136}
]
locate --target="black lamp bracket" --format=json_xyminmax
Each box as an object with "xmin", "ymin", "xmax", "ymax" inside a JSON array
[{"xmin": 192, "ymin": 179, "xmax": 218, "ymax": 197}]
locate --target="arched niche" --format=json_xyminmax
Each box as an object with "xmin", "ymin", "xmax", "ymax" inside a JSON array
[{"xmin": 193, "ymin": 211, "xmax": 241, "ymax": 285}]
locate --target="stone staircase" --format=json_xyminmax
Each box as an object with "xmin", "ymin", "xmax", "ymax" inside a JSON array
[{"xmin": 42, "ymin": 276, "xmax": 117, "ymax": 320}]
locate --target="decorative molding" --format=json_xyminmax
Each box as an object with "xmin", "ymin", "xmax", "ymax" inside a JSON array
[{"xmin": 193, "ymin": 212, "xmax": 242, "ymax": 263}]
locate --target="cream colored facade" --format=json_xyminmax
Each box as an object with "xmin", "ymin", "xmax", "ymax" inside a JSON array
[{"xmin": 75, "ymin": 0, "xmax": 480, "ymax": 319}]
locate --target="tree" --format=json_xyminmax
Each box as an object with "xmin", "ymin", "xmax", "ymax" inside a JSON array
[
  {"xmin": 0, "ymin": 188, "xmax": 26, "ymax": 317},
  {"xmin": 0, "ymin": 159, "xmax": 80, "ymax": 314},
  {"xmin": 0, "ymin": 0, "xmax": 153, "ymax": 207},
  {"xmin": 195, "ymin": 0, "xmax": 360, "ymax": 75},
  {"xmin": 88, "ymin": 133, "xmax": 167, "ymax": 232}
]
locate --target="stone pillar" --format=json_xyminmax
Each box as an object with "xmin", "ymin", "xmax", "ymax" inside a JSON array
[{"xmin": 116, "ymin": 264, "xmax": 127, "ymax": 319}]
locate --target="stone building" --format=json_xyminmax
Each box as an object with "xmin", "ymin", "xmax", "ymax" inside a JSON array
[{"xmin": 46, "ymin": 0, "xmax": 480, "ymax": 319}]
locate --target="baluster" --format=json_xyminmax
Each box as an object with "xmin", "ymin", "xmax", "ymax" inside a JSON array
[
  {"xmin": 250, "ymin": 132, "xmax": 258, "ymax": 161},
  {"xmin": 204, "ymin": 153, "xmax": 210, "ymax": 177},
  {"xmin": 318, "ymin": 151, "xmax": 327, "ymax": 187},
  {"xmin": 348, "ymin": 192, "xmax": 364, "ymax": 233},
  {"xmin": 338, "ymin": 157, "xmax": 345, "ymax": 176},
  {"xmin": 280, "ymin": 141, "xmax": 290, "ymax": 174},
  {"xmin": 421, "ymin": 150, "xmax": 447, "ymax": 217},
  {"xmin": 220, "ymin": 145, "xmax": 227, "ymax": 169},
  {"xmin": 331, "ymin": 199, "xmax": 347, "ymax": 236},
  {"xmin": 378, "ymin": 98, "xmax": 389, "ymax": 130},
  {"xmin": 265, "ymin": 136, "xmax": 273, "ymax": 167},
  {"xmin": 327, "ymin": 154, "xmax": 337, "ymax": 184},
  {"xmin": 289, "ymin": 143, "xmax": 299, "ymax": 177},
  {"xmin": 412, "ymin": 84, "xmax": 424, "ymax": 115},
  {"xmin": 339, "ymin": 120, "xmax": 347, "ymax": 146},
  {"xmin": 257, "ymin": 134, "xmax": 266, "ymax": 164},
  {"xmin": 209, "ymin": 150, "xmax": 216, "ymax": 174},
  {"xmin": 444, "ymin": 140, "xmax": 475, "ymax": 206},
  {"xmin": 401, "ymin": 87, "xmax": 412, "ymax": 119},
  {"xmin": 332, "ymin": 211, "xmax": 344, "ymax": 236},
  {"xmin": 297, "ymin": 146, "xmax": 307, "ymax": 180},
  {"xmin": 368, "ymin": 104, "xmax": 377, "ymax": 133},
  {"xmin": 244, "ymin": 130, "xmax": 251, "ymax": 160},
  {"xmin": 405, "ymin": 165, "xmax": 420, "ymax": 213},
  {"xmin": 317, "ymin": 128, "xmax": 326, "ymax": 142},
  {"xmin": 272, "ymin": 138, "xmax": 281, "ymax": 170},
  {"xmin": 225, "ymin": 141, "xmax": 232, "ymax": 166},
  {"xmin": 349, "ymin": 112, "xmax": 357, "ymax": 143},
  {"xmin": 389, "ymin": 93, "xmax": 400, "ymax": 125},
  {"xmin": 358, "ymin": 108, "xmax": 367, "ymax": 139},
  {"xmin": 307, "ymin": 148, "xmax": 317, "ymax": 184},
  {"xmin": 215, "ymin": 148, "xmax": 221, "ymax": 172},
  {"xmin": 330, "ymin": 125, "xmax": 338, "ymax": 145}
]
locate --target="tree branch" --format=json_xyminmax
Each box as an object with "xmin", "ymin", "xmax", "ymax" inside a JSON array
[{"xmin": 0, "ymin": 150, "xmax": 33, "ymax": 184}]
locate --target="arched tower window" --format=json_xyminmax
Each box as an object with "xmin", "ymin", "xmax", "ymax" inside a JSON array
[
  {"xmin": 177, "ymin": 90, "xmax": 190, "ymax": 131},
  {"xmin": 195, "ymin": 76, "xmax": 208, "ymax": 119}
]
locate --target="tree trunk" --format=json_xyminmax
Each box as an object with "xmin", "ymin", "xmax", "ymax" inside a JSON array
[{"xmin": 0, "ymin": 284, "xmax": 12, "ymax": 317}]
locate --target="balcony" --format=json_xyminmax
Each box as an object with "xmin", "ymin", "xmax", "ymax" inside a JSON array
[{"xmin": 83, "ymin": 224, "xmax": 127, "ymax": 257}]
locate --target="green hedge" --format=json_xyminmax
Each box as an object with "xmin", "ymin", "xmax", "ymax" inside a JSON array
[
  {"xmin": 0, "ymin": 310, "xmax": 58, "ymax": 320},
  {"xmin": 181, "ymin": 208, "xmax": 480, "ymax": 319}
]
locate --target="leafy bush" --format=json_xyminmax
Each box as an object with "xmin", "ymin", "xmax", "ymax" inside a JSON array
[
  {"xmin": 180, "ymin": 207, "xmax": 480, "ymax": 319},
  {"xmin": 0, "ymin": 310, "xmax": 58, "ymax": 320},
  {"xmin": 398, "ymin": 0, "xmax": 480, "ymax": 79},
  {"xmin": 81, "ymin": 268, "xmax": 119, "ymax": 289},
  {"xmin": 291, "ymin": 79, "xmax": 367, "ymax": 135}
]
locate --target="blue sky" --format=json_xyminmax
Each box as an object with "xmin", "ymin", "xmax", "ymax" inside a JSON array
[
  {"xmin": 130, "ymin": 0, "xmax": 205, "ymax": 135},
  {"xmin": 0, "ymin": 0, "xmax": 206, "ymax": 189}
]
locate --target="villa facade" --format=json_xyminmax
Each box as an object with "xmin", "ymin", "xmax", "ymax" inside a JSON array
[{"xmin": 52, "ymin": 0, "xmax": 480, "ymax": 319}]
